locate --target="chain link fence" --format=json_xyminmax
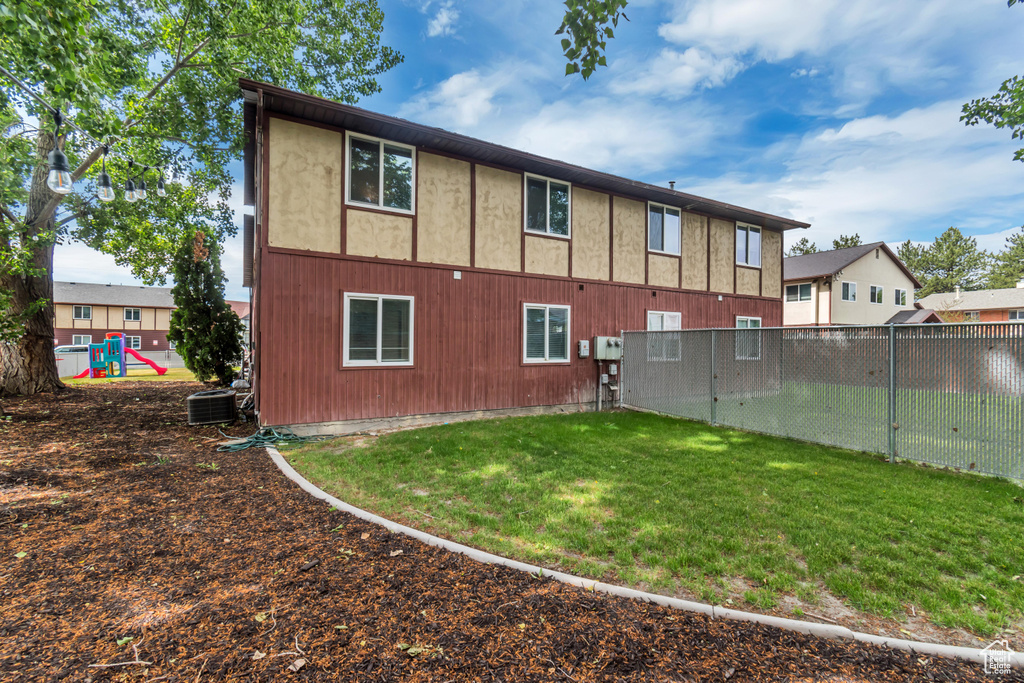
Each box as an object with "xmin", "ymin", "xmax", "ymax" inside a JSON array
[{"xmin": 621, "ymin": 323, "xmax": 1024, "ymax": 480}]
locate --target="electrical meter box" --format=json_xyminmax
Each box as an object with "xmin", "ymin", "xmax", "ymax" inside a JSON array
[
  {"xmin": 593, "ymin": 336, "xmax": 623, "ymax": 360},
  {"xmin": 577, "ymin": 339, "xmax": 590, "ymax": 358}
]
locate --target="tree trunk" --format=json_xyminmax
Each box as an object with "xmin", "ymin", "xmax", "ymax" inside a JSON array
[{"xmin": 0, "ymin": 130, "xmax": 64, "ymax": 396}]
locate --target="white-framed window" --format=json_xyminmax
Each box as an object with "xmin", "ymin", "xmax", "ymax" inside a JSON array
[
  {"xmin": 124, "ymin": 307, "xmax": 141, "ymax": 321},
  {"xmin": 841, "ymin": 282, "xmax": 857, "ymax": 302},
  {"xmin": 73, "ymin": 305, "xmax": 92, "ymax": 320},
  {"xmin": 524, "ymin": 174, "xmax": 571, "ymax": 238},
  {"xmin": 785, "ymin": 283, "xmax": 812, "ymax": 302},
  {"xmin": 647, "ymin": 310, "xmax": 682, "ymax": 361},
  {"xmin": 523, "ymin": 303, "xmax": 570, "ymax": 363},
  {"xmin": 648, "ymin": 203, "xmax": 681, "ymax": 255},
  {"xmin": 869, "ymin": 285, "xmax": 883, "ymax": 305},
  {"xmin": 345, "ymin": 132, "xmax": 415, "ymax": 214},
  {"xmin": 735, "ymin": 316, "xmax": 761, "ymax": 361},
  {"xmin": 736, "ymin": 223, "xmax": 761, "ymax": 267},
  {"xmin": 895, "ymin": 289, "xmax": 908, "ymax": 307},
  {"xmin": 72, "ymin": 335, "xmax": 92, "ymax": 345},
  {"xmin": 126, "ymin": 336, "xmax": 142, "ymax": 349},
  {"xmin": 1010, "ymin": 310, "xmax": 1023, "ymax": 321},
  {"xmin": 965, "ymin": 311, "xmax": 980, "ymax": 322},
  {"xmin": 343, "ymin": 293, "xmax": 414, "ymax": 366},
  {"xmin": 168, "ymin": 339, "xmax": 177, "ymax": 350}
]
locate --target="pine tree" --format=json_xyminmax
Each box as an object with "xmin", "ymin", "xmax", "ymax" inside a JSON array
[
  {"xmin": 832, "ymin": 234, "xmax": 863, "ymax": 250},
  {"xmin": 986, "ymin": 227, "xmax": 1024, "ymax": 289},
  {"xmin": 168, "ymin": 230, "xmax": 243, "ymax": 385},
  {"xmin": 786, "ymin": 237, "xmax": 818, "ymax": 257},
  {"xmin": 915, "ymin": 227, "xmax": 990, "ymax": 298},
  {"xmin": 897, "ymin": 240, "xmax": 928, "ymax": 280}
]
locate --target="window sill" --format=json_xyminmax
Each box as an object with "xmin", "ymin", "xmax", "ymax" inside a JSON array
[
  {"xmin": 345, "ymin": 200, "xmax": 415, "ymax": 217},
  {"xmin": 522, "ymin": 359, "xmax": 572, "ymax": 366},
  {"xmin": 524, "ymin": 229, "xmax": 571, "ymax": 241},
  {"xmin": 648, "ymin": 249, "xmax": 681, "ymax": 257},
  {"xmin": 736, "ymin": 263, "xmax": 762, "ymax": 269},
  {"xmin": 342, "ymin": 361, "xmax": 415, "ymax": 369}
]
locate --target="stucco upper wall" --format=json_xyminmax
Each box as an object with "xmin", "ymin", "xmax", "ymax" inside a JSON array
[
  {"xmin": 571, "ymin": 188, "xmax": 610, "ymax": 281},
  {"xmin": 417, "ymin": 152, "xmax": 471, "ymax": 267},
  {"xmin": 680, "ymin": 213, "xmax": 707, "ymax": 291},
  {"xmin": 736, "ymin": 267, "xmax": 759, "ymax": 296},
  {"xmin": 709, "ymin": 218, "xmax": 734, "ymax": 294},
  {"xmin": 613, "ymin": 197, "xmax": 645, "ymax": 284},
  {"xmin": 831, "ymin": 248, "xmax": 918, "ymax": 325},
  {"xmin": 475, "ymin": 165, "xmax": 521, "ymax": 272},
  {"xmin": 762, "ymin": 230, "xmax": 782, "ymax": 298},
  {"xmin": 347, "ymin": 209, "xmax": 413, "ymax": 261},
  {"xmin": 268, "ymin": 118, "xmax": 342, "ymax": 254},
  {"xmin": 55, "ymin": 305, "xmax": 72, "ymax": 329},
  {"xmin": 649, "ymin": 254, "xmax": 678, "ymax": 289},
  {"xmin": 525, "ymin": 236, "xmax": 569, "ymax": 277}
]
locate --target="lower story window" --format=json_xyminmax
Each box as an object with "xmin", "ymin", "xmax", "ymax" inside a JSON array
[
  {"xmin": 524, "ymin": 303, "xmax": 570, "ymax": 363},
  {"xmin": 126, "ymin": 336, "xmax": 142, "ymax": 350},
  {"xmin": 965, "ymin": 311, "xmax": 980, "ymax": 322},
  {"xmin": 647, "ymin": 310, "xmax": 682, "ymax": 361},
  {"xmin": 1010, "ymin": 310, "xmax": 1022, "ymax": 321},
  {"xmin": 344, "ymin": 293, "xmax": 414, "ymax": 366},
  {"xmin": 786, "ymin": 283, "xmax": 812, "ymax": 302},
  {"xmin": 169, "ymin": 340, "xmax": 177, "ymax": 350},
  {"xmin": 72, "ymin": 335, "xmax": 92, "ymax": 345},
  {"xmin": 735, "ymin": 316, "xmax": 761, "ymax": 360}
]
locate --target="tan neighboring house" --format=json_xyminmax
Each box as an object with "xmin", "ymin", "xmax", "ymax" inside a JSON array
[
  {"xmin": 54, "ymin": 281, "xmax": 250, "ymax": 350},
  {"xmin": 783, "ymin": 242, "xmax": 923, "ymax": 326},
  {"xmin": 918, "ymin": 282, "xmax": 1024, "ymax": 322}
]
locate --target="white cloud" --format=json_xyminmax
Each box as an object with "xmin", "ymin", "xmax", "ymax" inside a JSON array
[
  {"xmin": 400, "ymin": 70, "xmax": 510, "ymax": 128},
  {"xmin": 611, "ymin": 47, "xmax": 743, "ymax": 99},
  {"xmin": 683, "ymin": 100, "xmax": 1024, "ymax": 249},
  {"xmin": 426, "ymin": 1, "xmax": 460, "ymax": 38}
]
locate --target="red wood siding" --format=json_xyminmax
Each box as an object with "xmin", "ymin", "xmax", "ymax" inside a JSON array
[{"xmin": 256, "ymin": 250, "xmax": 780, "ymax": 426}]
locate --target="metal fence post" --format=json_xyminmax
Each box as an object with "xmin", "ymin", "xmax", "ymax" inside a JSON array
[
  {"xmin": 888, "ymin": 324, "xmax": 896, "ymax": 464},
  {"xmin": 710, "ymin": 329, "xmax": 717, "ymax": 426}
]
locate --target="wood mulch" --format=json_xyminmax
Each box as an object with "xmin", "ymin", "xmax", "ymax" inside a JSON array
[{"xmin": 0, "ymin": 381, "xmax": 1016, "ymax": 682}]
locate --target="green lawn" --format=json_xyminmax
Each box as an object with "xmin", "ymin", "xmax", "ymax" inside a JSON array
[
  {"xmin": 64, "ymin": 367, "xmax": 197, "ymax": 384},
  {"xmin": 288, "ymin": 411, "xmax": 1024, "ymax": 636}
]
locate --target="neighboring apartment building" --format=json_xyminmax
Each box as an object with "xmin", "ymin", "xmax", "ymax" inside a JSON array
[
  {"xmin": 54, "ymin": 281, "xmax": 251, "ymax": 350},
  {"xmin": 782, "ymin": 242, "xmax": 922, "ymax": 326},
  {"xmin": 918, "ymin": 282, "xmax": 1024, "ymax": 322},
  {"xmin": 54, "ymin": 281, "xmax": 176, "ymax": 350},
  {"xmin": 239, "ymin": 79, "xmax": 811, "ymax": 428}
]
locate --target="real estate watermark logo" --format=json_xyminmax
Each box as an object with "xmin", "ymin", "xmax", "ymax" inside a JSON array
[{"xmin": 981, "ymin": 639, "xmax": 1014, "ymax": 676}]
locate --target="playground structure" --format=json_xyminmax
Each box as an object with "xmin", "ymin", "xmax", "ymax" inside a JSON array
[{"xmin": 73, "ymin": 332, "xmax": 168, "ymax": 379}]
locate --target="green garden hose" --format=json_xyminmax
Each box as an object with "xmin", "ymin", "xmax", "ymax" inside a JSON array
[{"xmin": 216, "ymin": 426, "xmax": 331, "ymax": 452}]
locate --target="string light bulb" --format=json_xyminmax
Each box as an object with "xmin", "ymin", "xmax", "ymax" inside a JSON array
[
  {"xmin": 156, "ymin": 168, "xmax": 167, "ymax": 197},
  {"xmin": 135, "ymin": 165, "xmax": 148, "ymax": 200},
  {"xmin": 124, "ymin": 160, "xmax": 137, "ymax": 203},
  {"xmin": 46, "ymin": 109, "xmax": 73, "ymax": 195},
  {"xmin": 96, "ymin": 145, "xmax": 115, "ymax": 202}
]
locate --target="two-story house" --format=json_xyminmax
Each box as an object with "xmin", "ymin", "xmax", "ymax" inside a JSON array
[
  {"xmin": 782, "ymin": 243, "xmax": 923, "ymax": 326},
  {"xmin": 54, "ymin": 281, "xmax": 177, "ymax": 351},
  {"xmin": 239, "ymin": 80, "xmax": 810, "ymax": 429}
]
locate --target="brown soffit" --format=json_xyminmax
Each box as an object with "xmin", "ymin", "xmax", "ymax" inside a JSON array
[{"xmin": 239, "ymin": 78, "xmax": 811, "ymax": 233}]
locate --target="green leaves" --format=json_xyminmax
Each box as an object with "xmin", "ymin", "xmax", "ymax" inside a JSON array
[{"xmin": 556, "ymin": 0, "xmax": 628, "ymax": 80}]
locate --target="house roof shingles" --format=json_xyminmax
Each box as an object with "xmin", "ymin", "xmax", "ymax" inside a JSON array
[
  {"xmin": 918, "ymin": 287, "xmax": 1024, "ymax": 311},
  {"xmin": 783, "ymin": 242, "xmax": 922, "ymax": 288},
  {"xmin": 54, "ymin": 281, "xmax": 175, "ymax": 308}
]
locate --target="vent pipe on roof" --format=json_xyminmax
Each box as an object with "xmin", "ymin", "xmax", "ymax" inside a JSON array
[
  {"xmin": 668, "ymin": 181, "xmax": 675, "ymax": 190},
  {"xmin": 954, "ymin": 285, "xmax": 961, "ymax": 301}
]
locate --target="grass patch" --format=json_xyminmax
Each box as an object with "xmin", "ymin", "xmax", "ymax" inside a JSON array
[
  {"xmin": 64, "ymin": 367, "xmax": 197, "ymax": 384},
  {"xmin": 289, "ymin": 411, "xmax": 1024, "ymax": 635}
]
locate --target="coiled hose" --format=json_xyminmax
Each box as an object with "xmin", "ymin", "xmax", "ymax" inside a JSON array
[{"xmin": 217, "ymin": 426, "xmax": 332, "ymax": 452}]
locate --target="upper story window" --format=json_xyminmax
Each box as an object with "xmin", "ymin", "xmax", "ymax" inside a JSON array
[
  {"xmin": 895, "ymin": 289, "xmax": 908, "ymax": 307},
  {"xmin": 786, "ymin": 283, "xmax": 812, "ymax": 302},
  {"xmin": 736, "ymin": 223, "xmax": 761, "ymax": 267},
  {"xmin": 343, "ymin": 293, "xmax": 414, "ymax": 367},
  {"xmin": 124, "ymin": 307, "xmax": 141, "ymax": 321},
  {"xmin": 869, "ymin": 285, "xmax": 884, "ymax": 305},
  {"xmin": 73, "ymin": 305, "xmax": 92, "ymax": 320},
  {"xmin": 524, "ymin": 174, "xmax": 570, "ymax": 238},
  {"xmin": 523, "ymin": 303, "xmax": 570, "ymax": 363},
  {"xmin": 346, "ymin": 133, "xmax": 415, "ymax": 214},
  {"xmin": 841, "ymin": 282, "xmax": 857, "ymax": 302},
  {"xmin": 648, "ymin": 203, "xmax": 681, "ymax": 255}
]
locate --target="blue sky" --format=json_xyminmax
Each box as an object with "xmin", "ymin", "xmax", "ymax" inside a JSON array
[{"xmin": 55, "ymin": 0, "xmax": 1024, "ymax": 300}]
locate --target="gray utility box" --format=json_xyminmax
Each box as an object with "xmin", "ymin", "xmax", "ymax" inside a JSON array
[{"xmin": 593, "ymin": 336, "xmax": 623, "ymax": 360}]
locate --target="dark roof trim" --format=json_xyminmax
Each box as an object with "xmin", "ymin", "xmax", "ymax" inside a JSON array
[
  {"xmin": 239, "ymin": 79, "xmax": 810, "ymax": 233},
  {"xmin": 784, "ymin": 241, "xmax": 922, "ymax": 288}
]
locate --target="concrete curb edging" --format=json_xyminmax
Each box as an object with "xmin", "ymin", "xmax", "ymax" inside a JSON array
[{"xmin": 267, "ymin": 447, "xmax": 1020, "ymax": 669}]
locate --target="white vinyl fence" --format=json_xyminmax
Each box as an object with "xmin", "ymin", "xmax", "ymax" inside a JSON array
[{"xmin": 57, "ymin": 350, "xmax": 187, "ymax": 378}]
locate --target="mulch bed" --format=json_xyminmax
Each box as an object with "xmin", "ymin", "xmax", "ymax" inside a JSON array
[{"xmin": 0, "ymin": 382, "xmax": 1016, "ymax": 682}]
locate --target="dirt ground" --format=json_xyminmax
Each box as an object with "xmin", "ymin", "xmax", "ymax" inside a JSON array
[{"xmin": 0, "ymin": 381, "xmax": 1017, "ymax": 682}]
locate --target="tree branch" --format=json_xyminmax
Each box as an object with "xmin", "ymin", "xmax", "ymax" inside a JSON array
[
  {"xmin": 175, "ymin": 3, "xmax": 193, "ymax": 63},
  {"xmin": 0, "ymin": 205, "xmax": 19, "ymax": 226},
  {"xmin": 27, "ymin": 145, "xmax": 104, "ymax": 230}
]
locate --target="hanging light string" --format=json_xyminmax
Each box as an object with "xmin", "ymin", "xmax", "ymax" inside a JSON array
[{"xmin": 0, "ymin": 64, "xmax": 174, "ymax": 203}]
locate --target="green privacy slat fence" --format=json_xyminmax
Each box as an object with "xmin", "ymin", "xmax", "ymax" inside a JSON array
[{"xmin": 621, "ymin": 323, "xmax": 1024, "ymax": 480}]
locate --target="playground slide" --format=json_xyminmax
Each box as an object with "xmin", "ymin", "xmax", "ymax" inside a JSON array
[{"xmin": 125, "ymin": 347, "xmax": 168, "ymax": 375}]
